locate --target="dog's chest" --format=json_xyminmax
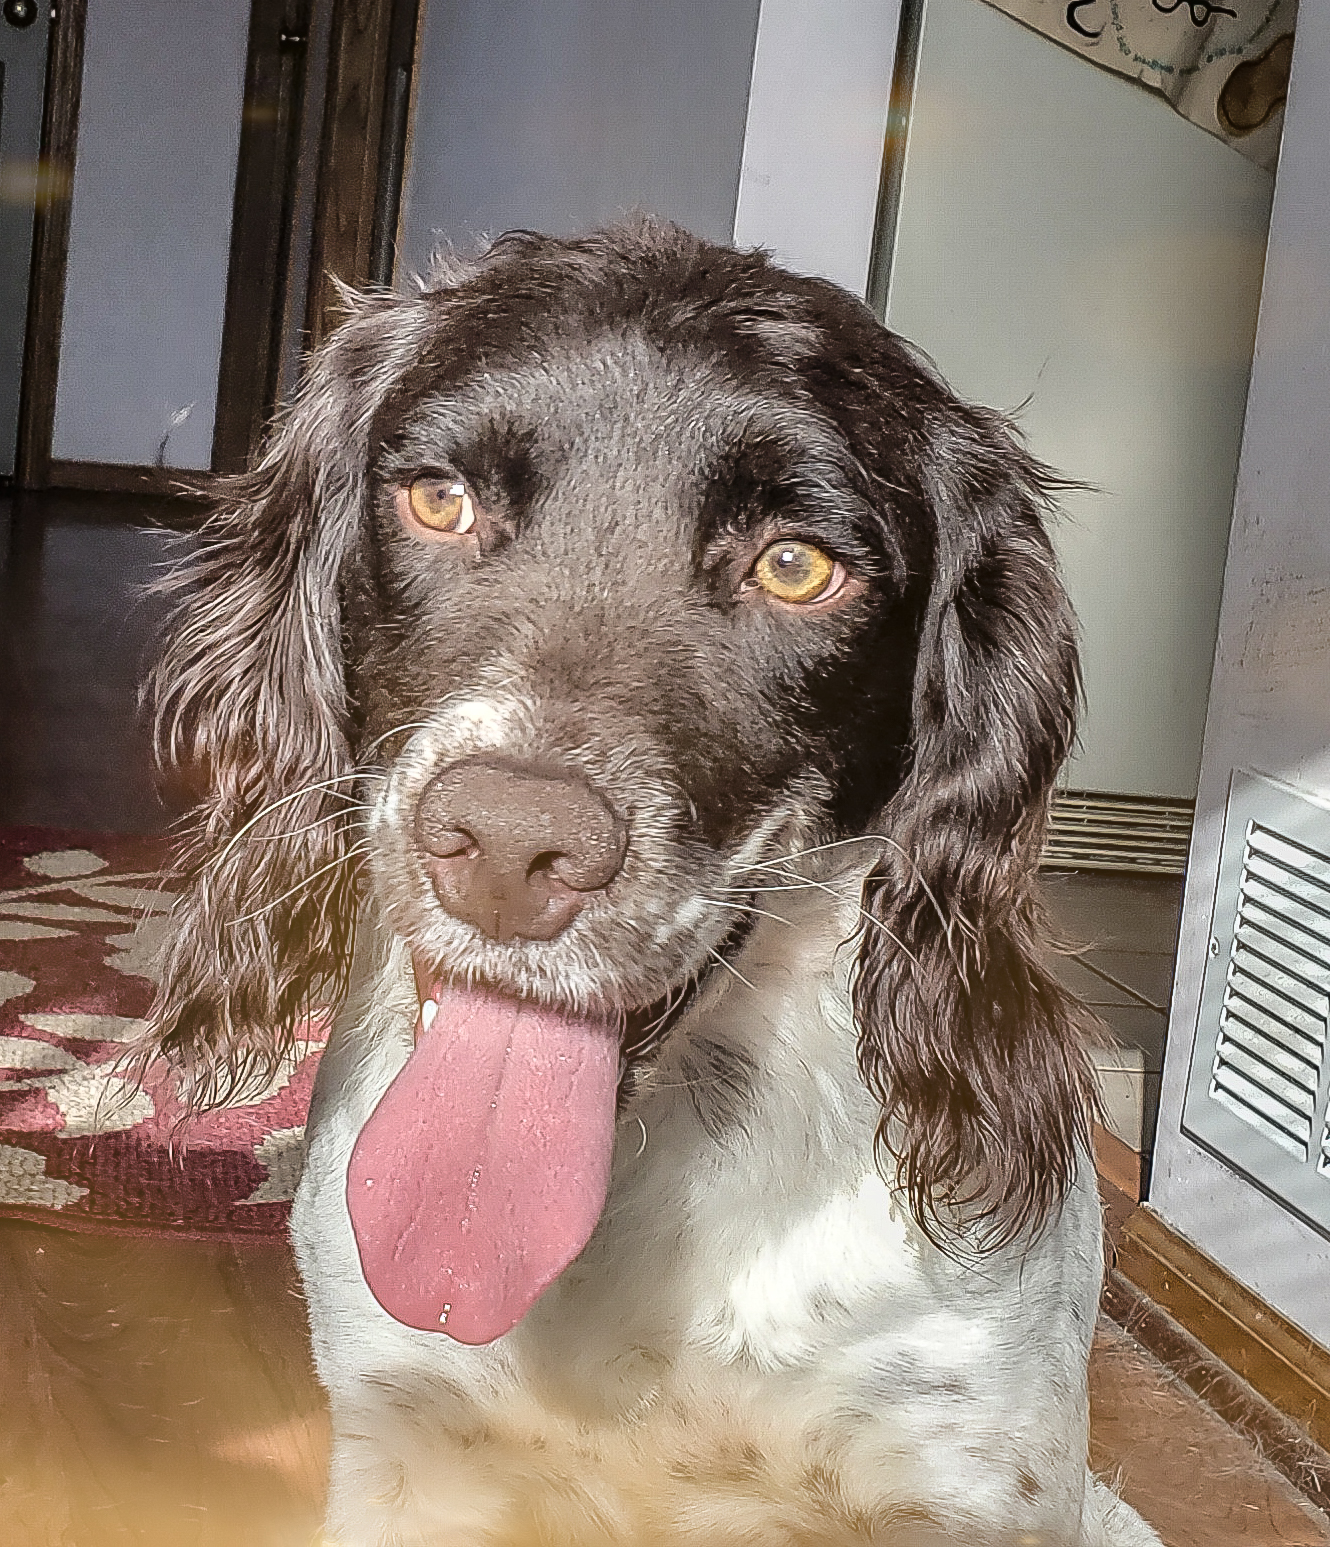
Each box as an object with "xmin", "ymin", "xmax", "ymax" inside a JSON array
[
  {"xmin": 296, "ymin": 911, "xmax": 1103, "ymax": 1543},
  {"xmin": 504, "ymin": 944, "xmax": 923, "ymax": 1414}
]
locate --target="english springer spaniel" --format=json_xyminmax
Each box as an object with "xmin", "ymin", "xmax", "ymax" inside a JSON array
[{"xmin": 145, "ymin": 221, "xmax": 1161, "ymax": 1547}]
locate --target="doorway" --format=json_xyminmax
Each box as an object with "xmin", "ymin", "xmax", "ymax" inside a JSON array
[{"xmin": 7, "ymin": 0, "xmax": 419, "ymax": 494}]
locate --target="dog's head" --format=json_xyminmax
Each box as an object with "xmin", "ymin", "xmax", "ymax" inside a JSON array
[{"xmin": 147, "ymin": 221, "xmax": 1092, "ymax": 1251}]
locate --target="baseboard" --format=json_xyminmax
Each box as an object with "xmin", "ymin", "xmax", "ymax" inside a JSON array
[
  {"xmin": 1092, "ymin": 1121, "xmax": 1141, "ymax": 1202},
  {"xmin": 47, "ymin": 460, "xmax": 210, "ymax": 498},
  {"xmin": 1104, "ymin": 1268, "xmax": 1330, "ymax": 1516},
  {"xmin": 1110, "ymin": 1205, "xmax": 1330, "ymax": 1477}
]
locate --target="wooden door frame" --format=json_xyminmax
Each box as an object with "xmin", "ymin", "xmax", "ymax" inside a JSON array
[
  {"xmin": 305, "ymin": 0, "xmax": 419, "ymax": 350},
  {"xmin": 15, "ymin": 0, "xmax": 418, "ymax": 493},
  {"xmin": 210, "ymin": 0, "xmax": 321, "ymax": 476},
  {"xmin": 14, "ymin": 0, "xmax": 85, "ymax": 490}
]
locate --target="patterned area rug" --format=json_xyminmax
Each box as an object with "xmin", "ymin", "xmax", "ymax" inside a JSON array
[{"xmin": 0, "ymin": 827, "xmax": 325, "ymax": 1239}]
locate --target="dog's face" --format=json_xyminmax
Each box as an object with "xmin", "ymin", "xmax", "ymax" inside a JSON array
[
  {"xmin": 147, "ymin": 223, "xmax": 1093, "ymax": 1249},
  {"xmin": 352, "ymin": 299, "xmax": 929, "ymax": 1024}
]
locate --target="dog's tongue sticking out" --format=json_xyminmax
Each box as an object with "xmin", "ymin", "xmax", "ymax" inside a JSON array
[{"xmin": 346, "ymin": 984, "xmax": 619, "ymax": 1343}]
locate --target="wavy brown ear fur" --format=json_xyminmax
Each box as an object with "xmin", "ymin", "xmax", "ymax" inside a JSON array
[
  {"xmin": 141, "ymin": 291, "xmax": 435, "ymax": 1107},
  {"xmin": 853, "ymin": 404, "xmax": 1097, "ymax": 1248}
]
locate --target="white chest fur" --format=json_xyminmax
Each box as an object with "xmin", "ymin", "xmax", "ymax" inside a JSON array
[{"xmin": 292, "ymin": 885, "xmax": 1134, "ymax": 1546}]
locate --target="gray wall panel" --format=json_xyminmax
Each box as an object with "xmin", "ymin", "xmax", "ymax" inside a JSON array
[
  {"xmin": 51, "ymin": 0, "xmax": 249, "ymax": 470},
  {"xmin": 733, "ymin": 0, "xmax": 901, "ymax": 296},
  {"xmin": 398, "ymin": 0, "xmax": 762, "ymax": 273},
  {"xmin": 885, "ymin": 0, "xmax": 1273, "ymax": 802}
]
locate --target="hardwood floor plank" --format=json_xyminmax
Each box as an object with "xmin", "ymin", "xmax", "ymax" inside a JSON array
[{"xmin": 0, "ymin": 1221, "xmax": 327, "ymax": 1546}]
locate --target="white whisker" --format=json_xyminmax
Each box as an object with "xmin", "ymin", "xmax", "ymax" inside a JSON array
[
  {"xmin": 361, "ymin": 721, "xmax": 435, "ymax": 756},
  {"xmin": 718, "ymin": 879, "xmax": 848, "ymax": 895},
  {"xmin": 214, "ymin": 775, "xmax": 380, "ymax": 866},
  {"xmin": 873, "ymin": 833, "xmax": 955, "ymax": 946},
  {"xmin": 745, "ymin": 832, "xmax": 956, "ymax": 952},
  {"xmin": 707, "ymin": 948, "xmax": 757, "ymax": 993},
  {"xmin": 226, "ymin": 843, "xmax": 371, "ymax": 926},
  {"xmin": 250, "ymin": 808, "xmax": 373, "ymax": 843},
  {"xmin": 703, "ymin": 897, "xmax": 794, "ymax": 928},
  {"xmin": 756, "ymin": 864, "xmax": 920, "ymax": 966},
  {"xmin": 736, "ymin": 834, "xmax": 887, "ymax": 873}
]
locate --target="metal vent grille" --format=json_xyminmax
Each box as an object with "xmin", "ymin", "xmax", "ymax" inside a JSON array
[
  {"xmin": 1043, "ymin": 790, "xmax": 1193, "ymax": 874},
  {"xmin": 1208, "ymin": 823, "xmax": 1330, "ymax": 1162},
  {"xmin": 1183, "ymin": 771, "xmax": 1330, "ymax": 1239}
]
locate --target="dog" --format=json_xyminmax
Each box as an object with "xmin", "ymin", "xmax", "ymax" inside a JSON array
[{"xmin": 144, "ymin": 221, "xmax": 1162, "ymax": 1546}]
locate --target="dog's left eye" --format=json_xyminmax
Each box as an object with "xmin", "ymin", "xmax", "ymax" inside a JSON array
[
  {"xmin": 751, "ymin": 540, "xmax": 844, "ymax": 604},
  {"xmin": 401, "ymin": 477, "xmax": 477, "ymax": 535}
]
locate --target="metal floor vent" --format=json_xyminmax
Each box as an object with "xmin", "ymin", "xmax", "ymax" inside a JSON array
[
  {"xmin": 1042, "ymin": 790, "xmax": 1194, "ymax": 874},
  {"xmin": 1183, "ymin": 771, "xmax": 1330, "ymax": 1240}
]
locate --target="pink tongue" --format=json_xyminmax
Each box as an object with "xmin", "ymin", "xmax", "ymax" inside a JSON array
[{"xmin": 346, "ymin": 984, "xmax": 619, "ymax": 1343}]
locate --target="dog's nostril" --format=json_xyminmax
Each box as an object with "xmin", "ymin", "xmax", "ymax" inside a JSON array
[
  {"xmin": 418, "ymin": 823, "xmax": 476, "ymax": 861},
  {"xmin": 414, "ymin": 759, "xmax": 626, "ymax": 943},
  {"xmin": 546, "ymin": 845, "xmax": 621, "ymax": 892}
]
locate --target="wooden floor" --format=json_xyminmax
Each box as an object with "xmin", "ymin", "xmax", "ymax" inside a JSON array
[
  {"xmin": 2, "ymin": 1211, "xmax": 1327, "ymax": 1547},
  {"xmin": 0, "ymin": 1222, "xmax": 328, "ymax": 1546}
]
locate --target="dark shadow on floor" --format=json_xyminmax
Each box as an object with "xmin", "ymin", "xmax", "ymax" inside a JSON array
[{"xmin": 0, "ymin": 490, "xmax": 198, "ymax": 834}]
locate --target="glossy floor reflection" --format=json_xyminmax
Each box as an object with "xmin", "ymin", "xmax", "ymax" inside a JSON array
[
  {"xmin": 1, "ymin": 1215, "xmax": 1326, "ymax": 1546},
  {"xmin": 1040, "ymin": 867, "xmax": 1183, "ymax": 1188},
  {"xmin": 1093, "ymin": 1316, "xmax": 1329, "ymax": 1545},
  {"xmin": 0, "ymin": 491, "xmax": 191, "ymax": 835}
]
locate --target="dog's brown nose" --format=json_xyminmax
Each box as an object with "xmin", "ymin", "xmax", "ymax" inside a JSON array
[{"xmin": 415, "ymin": 759, "xmax": 626, "ymax": 942}]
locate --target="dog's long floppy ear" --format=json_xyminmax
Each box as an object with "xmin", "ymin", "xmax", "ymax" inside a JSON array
[
  {"xmin": 142, "ymin": 291, "xmax": 435, "ymax": 1107},
  {"xmin": 853, "ymin": 403, "xmax": 1096, "ymax": 1247}
]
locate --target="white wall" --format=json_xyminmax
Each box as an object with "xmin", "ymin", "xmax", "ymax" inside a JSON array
[
  {"xmin": 51, "ymin": 0, "xmax": 249, "ymax": 470},
  {"xmin": 397, "ymin": 0, "xmax": 762, "ymax": 274},
  {"xmin": 884, "ymin": 0, "xmax": 1273, "ymax": 800},
  {"xmin": 732, "ymin": 0, "xmax": 903, "ymax": 296},
  {"xmin": 1151, "ymin": 5, "xmax": 1330, "ymax": 1349}
]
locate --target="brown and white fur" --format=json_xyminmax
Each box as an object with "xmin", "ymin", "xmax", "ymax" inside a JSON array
[{"xmin": 143, "ymin": 222, "xmax": 1162, "ymax": 1547}]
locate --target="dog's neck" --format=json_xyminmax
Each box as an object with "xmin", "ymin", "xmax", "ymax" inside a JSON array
[{"xmin": 622, "ymin": 859, "xmax": 875, "ymax": 1168}]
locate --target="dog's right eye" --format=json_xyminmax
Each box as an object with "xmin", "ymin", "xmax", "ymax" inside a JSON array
[
  {"xmin": 751, "ymin": 540, "xmax": 845, "ymax": 605},
  {"xmin": 400, "ymin": 477, "xmax": 477, "ymax": 536}
]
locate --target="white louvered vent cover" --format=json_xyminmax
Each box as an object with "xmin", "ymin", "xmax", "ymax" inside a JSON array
[{"xmin": 1183, "ymin": 772, "xmax": 1330, "ymax": 1240}]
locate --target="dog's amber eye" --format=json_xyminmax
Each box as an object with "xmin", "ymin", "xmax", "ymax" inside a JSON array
[
  {"xmin": 405, "ymin": 477, "xmax": 476, "ymax": 535},
  {"xmin": 752, "ymin": 540, "xmax": 841, "ymax": 604}
]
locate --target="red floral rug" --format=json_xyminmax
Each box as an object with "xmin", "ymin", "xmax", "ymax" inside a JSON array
[{"xmin": 0, "ymin": 827, "xmax": 326, "ymax": 1239}]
